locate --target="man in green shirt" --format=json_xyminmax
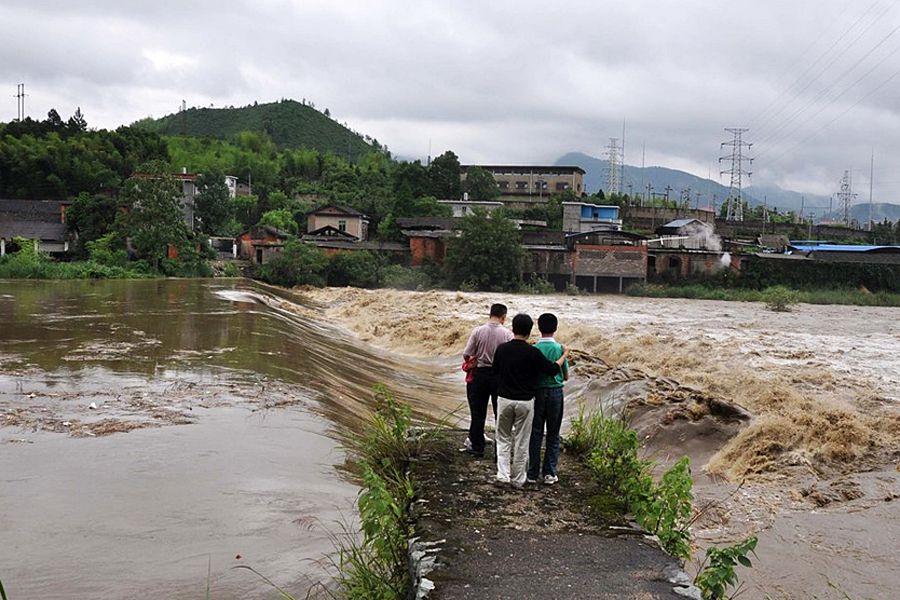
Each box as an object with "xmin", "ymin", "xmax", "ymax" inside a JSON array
[{"xmin": 527, "ymin": 313, "xmax": 568, "ymax": 485}]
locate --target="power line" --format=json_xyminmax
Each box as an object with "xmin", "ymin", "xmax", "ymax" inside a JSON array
[
  {"xmin": 755, "ymin": 20, "xmax": 900, "ymax": 153},
  {"xmin": 747, "ymin": 0, "xmax": 883, "ymax": 130},
  {"xmin": 764, "ymin": 64, "xmax": 900, "ymax": 166},
  {"xmin": 752, "ymin": 2, "xmax": 892, "ymax": 136}
]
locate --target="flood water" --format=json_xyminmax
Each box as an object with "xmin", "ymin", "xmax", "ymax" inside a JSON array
[{"xmin": 0, "ymin": 279, "xmax": 461, "ymax": 599}]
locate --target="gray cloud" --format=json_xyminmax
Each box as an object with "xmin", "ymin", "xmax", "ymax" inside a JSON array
[{"xmin": 2, "ymin": 0, "xmax": 899, "ymax": 202}]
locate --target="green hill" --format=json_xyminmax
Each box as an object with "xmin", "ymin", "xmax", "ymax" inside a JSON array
[{"xmin": 135, "ymin": 99, "xmax": 375, "ymax": 159}]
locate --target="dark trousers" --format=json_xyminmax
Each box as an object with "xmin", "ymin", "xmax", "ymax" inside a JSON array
[
  {"xmin": 528, "ymin": 387, "xmax": 564, "ymax": 479},
  {"xmin": 466, "ymin": 368, "xmax": 498, "ymax": 455}
]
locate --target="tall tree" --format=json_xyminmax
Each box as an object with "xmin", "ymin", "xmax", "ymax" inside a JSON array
[
  {"xmin": 66, "ymin": 192, "xmax": 122, "ymax": 257},
  {"xmin": 429, "ymin": 151, "xmax": 462, "ymax": 199},
  {"xmin": 444, "ymin": 210, "xmax": 523, "ymax": 291},
  {"xmin": 462, "ymin": 166, "xmax": 500, "ymax": 200},
  {"xmin": 193, "ymin": 171, "xmax": 232, "ymax": 235},
  {"xmin": 115, "ymin": 160, "xmax": 190, "ymax": 269}
]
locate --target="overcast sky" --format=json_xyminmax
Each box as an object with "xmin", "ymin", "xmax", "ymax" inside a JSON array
[{"xmin": 2, "ymin": 0, "xmax": 899, "ymax": 200}]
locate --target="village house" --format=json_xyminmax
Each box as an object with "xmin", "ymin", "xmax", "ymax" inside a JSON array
[
  {"xmin": 437, "ymin": 198, "xmax": 503, "ymax": 217},
  {"xmin": 236, "ymin": 225, "xmax": 291, "ymax": 264},
  {"xmin": 562, "ymin": 202, "xmax": 623, "ymax": 234},
  {"xmin": 306, "ymin": 205, "xmax": 369, "ymax": 241},
  {"xmin": 0, "ymin": 199, "xmax": 71, "ymax": 255}
]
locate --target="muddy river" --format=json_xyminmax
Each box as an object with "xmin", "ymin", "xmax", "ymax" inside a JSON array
[{"xmin": 0, "ymin": 279, "xmax": 460, "ymax": 599}]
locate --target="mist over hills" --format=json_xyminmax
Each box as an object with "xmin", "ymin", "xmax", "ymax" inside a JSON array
[
  {"xmin": 555, "ymin": 151, "xmax": 896, "ymax": 220},
  {"xmin": 135, "ymin": 99, "xmax": 374, "ymax": 157}
]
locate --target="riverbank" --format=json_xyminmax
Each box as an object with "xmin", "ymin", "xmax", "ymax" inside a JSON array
[
  {"xmin": 300, "ymin": 286, "xmax": 900, "ymax": 598},
  {"xmin": 627, "ymin": 282, "xmax": 900, "ymax": 307}
]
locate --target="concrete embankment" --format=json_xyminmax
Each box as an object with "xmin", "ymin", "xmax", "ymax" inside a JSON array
[{"xmin": 407, "ymin": 431, "xmax": 696, "ymax": 599}]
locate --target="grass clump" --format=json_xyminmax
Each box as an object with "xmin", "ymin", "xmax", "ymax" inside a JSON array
[
  {"xmin": 566, "ymin": 403, "xmax": 757, "ymax": 593},
  {"xmin": 565, "ymin": 404, "xmax": 693, "ymax": 558},
  {"xmin": 336, "ymin": 384, "xmax": 434, "ymax": 600}
]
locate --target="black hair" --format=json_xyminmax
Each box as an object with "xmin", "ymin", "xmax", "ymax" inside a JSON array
[
  {"xmin": 511, "ymin": 313, "xmax": 533, "ymax": 336},
  {"xmin": 537, "ymin": 313, "xmax": 558, "ymax": 335},
  {"xmin": 489, "ymin": 303, "xmax": 508, "ymax": 318}
]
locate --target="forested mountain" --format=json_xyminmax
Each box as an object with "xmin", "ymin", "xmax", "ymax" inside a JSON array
[{"xmin": 134, "ymin": 99, "xmax": 375, "ymax": 158}]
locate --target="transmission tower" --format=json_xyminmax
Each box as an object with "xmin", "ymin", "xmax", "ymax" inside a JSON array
[
  {"xmin": 606, "ymin": 138, "xmax": 622, "ymax": 195},
  {"xmin": 719, "ymin": 128, "xmax": 753, "ymax": 221},
  {"xmin": 834, "ymin": 170, "xmax": 857, "ymax": 226}
]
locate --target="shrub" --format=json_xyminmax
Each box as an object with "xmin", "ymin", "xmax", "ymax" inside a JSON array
[
  {"xmin": 382, "ymin": 264, "xmax": 432, "ymax": 290},
  {"xmin": 694, "ymin": 536, "xmax": 758, "ymax": 599},
  {"xmin": 520, "ymin": 276, "xmax": 555, "ymax": 294},
  {"xmin": 255, "ymin": 239, "xmax": 328, "ymax": 287},
  {"xmin": 762, "ymin": 285, "xmax": 799, "ymax": 312},
  {"xmin": 327, "ymin": 251, "xmax": 384, "ymax": 288},
  {"xmin": 85, "ymin": 233, "xmax": 128, "ymax": 267}
]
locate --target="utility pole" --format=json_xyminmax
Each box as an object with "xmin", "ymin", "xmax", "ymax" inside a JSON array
[
  {"xmin": 620, "ymin": 120, "xmax": 626, "ymax": 199},
  {"xmin": 664, "ymin": 185, "xmax": 673, "ymax": 204},
  {"xmin": 719, "ymin": 128, "xmax": 753, "ymax": 221},
  {"xmin": 646, "ymin": 183, "xmax": 653, "ymax": 206},
  {"xmin": 14, "ymin": 83, "xmax": 26, "ymax": 121},
  {"xmin": 640, "ymin": 142, "xmax": 646, "ymax": 206},
  {"xmin": 606, "ymin": 138, "xmax": 622, "ymax": 196},
  {"xmin": 868, "ymin": 148, "xmax": 875, "ymax": 231}
]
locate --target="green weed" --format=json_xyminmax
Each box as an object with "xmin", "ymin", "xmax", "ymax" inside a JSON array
[{"xmin": 694, "ymin": 536, "xmax": 758, "ymax": 599}]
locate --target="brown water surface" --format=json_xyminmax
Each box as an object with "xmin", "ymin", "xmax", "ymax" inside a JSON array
[{"xmin": 0, "ymin": 279, "xmax": 460, "ymax": 599}]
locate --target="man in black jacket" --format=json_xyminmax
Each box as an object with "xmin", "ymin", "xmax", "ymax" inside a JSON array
[{"xmin": 491, "ymin": 313, "xmax": 568, "ymax": 487}]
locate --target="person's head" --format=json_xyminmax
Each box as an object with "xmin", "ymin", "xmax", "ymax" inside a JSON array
[
  {"xmin": 537, "ymin": 313, "xmax": 558, "ymax": 336},
  {"xmin": 489, "ymin": 303, "xmax": 507, "ymax": 323},
  {"xmin": 511, "ymin": 313, "xmax": 533, "ymax": 338}
]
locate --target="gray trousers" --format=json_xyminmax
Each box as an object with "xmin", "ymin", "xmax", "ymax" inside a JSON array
[{"xmin": 495, "ymin": 396, "xmax": 535, "ymax": 485}]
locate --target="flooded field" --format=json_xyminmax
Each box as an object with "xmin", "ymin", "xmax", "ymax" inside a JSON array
[
  {"xmin": 3, "ymin": 280, "xmax": 898, "ymax": 599},
  {"xmin": 0, "ymin": 279, "xmax": 460, "ymax": 599}
]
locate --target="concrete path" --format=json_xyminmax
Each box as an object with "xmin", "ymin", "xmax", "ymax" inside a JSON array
[{"xmin": 410, "ymin": 432, "xmax": 691, "ymax": 599}]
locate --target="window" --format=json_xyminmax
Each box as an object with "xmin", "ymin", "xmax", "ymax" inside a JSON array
[
  {"xmin": 515, "ymin": 181, "xmax": 528, "ymax": 190},
  {"xmin": 535, "ymin": 181, "xmax": 548, "ymax": 190},
  {"xmin": 338, "ymin": 219, "xmax": 347, "ymax": 232},
  {"xmin": 498, "ymin": 181, "xmax": 510, "ymax": 190},
  {"xmin": 556, "ymin": 182, "xmax": 569, "ymax": 191}
]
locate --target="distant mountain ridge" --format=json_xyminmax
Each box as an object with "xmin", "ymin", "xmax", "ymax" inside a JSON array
[
  {"xmin": 135, "ymin": 99, "xmax": 374, "ymax": 158},
  {"xmin": 556, "ymin": 151, "xmax": 897, "ymax": 220}
]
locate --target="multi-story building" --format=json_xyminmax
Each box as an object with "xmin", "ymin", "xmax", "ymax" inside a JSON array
[
  {"xmin": 461, "ymin": 165, "xmax": 586, "ymax": 207},
  {"xmin": 562, "ymin": 202, "xmax": 622, "ymax": 233}
]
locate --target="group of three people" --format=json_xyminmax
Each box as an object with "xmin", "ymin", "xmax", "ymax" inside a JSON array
[{"xmin": 462, "ymin": 303, "xmax": 569, "ymax": 487}]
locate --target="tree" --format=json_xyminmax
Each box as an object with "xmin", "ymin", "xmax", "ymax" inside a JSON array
[
  {"xmin": 68, "ymin": 107, "xmax": 87, "ymax": 132},
  {"xmin": 255, "ymin": 239, "xmax": 328, "ymax": 287},
  {"xmin": 326, "ymin": 251, "xmax": 384, "ymax": 287},
  {"xmin": 193, "ymin": 171, "xmax": 232, "ymax": 235},
  {"xmin": 258, "ymin": 208, "xmax": 298, "ymax": 234},
  {"xmin": 115, "ymin": 160, "xmax": 190, "ymax": 269},
  {"xmin": 444, "ymin": 210, "xmax": 523, "ymax": 291},
  {"xmin": 462, "ymin": 166, "xmax": 500, "ymax": 200},
  {"xmin": 429, "ymin": 151, "xmax": 462, "ymax": 199},
  {"xmin": 66, "ymin": 192, "xmax": 122, "ymax": 257}
]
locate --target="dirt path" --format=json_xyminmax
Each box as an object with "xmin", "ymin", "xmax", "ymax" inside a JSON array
[{"xmin": 410, "ymin": 432, "xmax": 690, "ymax": 599}]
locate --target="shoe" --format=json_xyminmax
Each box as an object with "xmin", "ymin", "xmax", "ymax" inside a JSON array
[
  {"xmin": 458, "ymin": 437, "xmax": 473, "ymax": 452},
  {"xmin": 543, "ymin": 475, "xmax": 558, "ymax": 485},
  {"xmin": 464, "ymin": 449, "xmax": 484, "ymax": 458},
  {"xmin": 526, "ymin": 477, "xmax": 539, "ymax": 484}
]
